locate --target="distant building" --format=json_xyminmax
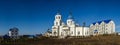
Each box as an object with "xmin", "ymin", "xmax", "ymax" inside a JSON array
[
  {"xmin": 22, "ymin": 35, "xmax": 35, "ymax": 38},
  {"xmin": 117, "ymin": 32, "xmax": 120, "ymax": 35},
  {"xmin": 8, "ymin": 27, "xmax": 19, "ymax": 39},
  {"xmin": 90, "ymin": 20, "xmax": 115, "ymax": 35},
  {"xmin": 36, "ymin": 34, "xmax": 42, "ymax": 38},
  {"xmin": 3, "ymin": 34, "xmax": 10, "ymax": 40}
]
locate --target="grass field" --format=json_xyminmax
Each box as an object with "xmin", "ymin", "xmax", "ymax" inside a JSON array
[{"xmin": 1, "ymin": 34, "xmax": 120, "ymax": 45}]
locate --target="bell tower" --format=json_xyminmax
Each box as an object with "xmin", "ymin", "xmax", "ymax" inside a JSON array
[{"xmin": 54, "ymin": 10, "xmax": 62, "ymax": 26}]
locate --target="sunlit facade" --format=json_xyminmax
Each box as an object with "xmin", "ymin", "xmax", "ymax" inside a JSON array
[
  {"xmin": 51, "ymin": 12, "xmax": 89, "ymax": 38},
  {"xmin": 89, "ymin": 20, "xmax": 115, "ymax": 35},
  {"xmin": 48, "ymin": 12, "xmax": 116, "ymax": 38}
]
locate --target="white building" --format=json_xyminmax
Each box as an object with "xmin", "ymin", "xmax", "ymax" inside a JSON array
[
  {"xmin": 48, "ymin": 11, "xmax": 116, "ymax": 38},
  {"xmin": 51, "ymin": 12, "xmax": 89, "ymax": 38},
  {"xmin": 89, "ymin": 20, "xmax": 115, "ymax": 35},
  {"xmin": 8, "ymin": 27, "xmax": 19, "ymax": 39}
]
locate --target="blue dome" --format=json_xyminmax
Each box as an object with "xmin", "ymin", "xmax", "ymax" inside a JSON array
[
  {"xmin": 104, "ymin": 19, "xmax": 112, "ymax": 23},
  {"xmin": 68, "ymin": 15, "xmax": 73, "ymax": 19},
  {"xmin": 92, "ymin": 22, "xmax": 96, "ymax": 25},
  {"xmin": 68, "ymin": 11, "xmax": 74, "ymax": 20}
]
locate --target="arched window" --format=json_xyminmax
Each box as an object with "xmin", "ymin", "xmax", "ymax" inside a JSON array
[
  {"xmin": 78, "ymin": 31, "xmax": 80, "ymax": 34},
  {"xmin": 58, "ymin": 16, "xmax": 60, "ymax": 19},
  {"xmin": 54, "ymin": 32, "xmax": 57, "ymax": 34},
  {"xmin": 94, "ymin": 30, "xmax": 98, "ymax": 34},
  {"xmin": 56, "ymin": 22, "xmax": 58, "ymax": 25},
  {"xmin": 68, "ymin": 21, "xmax": 69, "ymax": 23},
  {"xmin": 71, "ymin": 31, "xmax": 73, "ymax": 34}
]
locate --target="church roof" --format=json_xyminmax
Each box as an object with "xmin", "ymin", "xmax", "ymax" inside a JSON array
[
  {"xmin": 9, "ymin": 27, "xmax": 19, "ymax": 31},
  {"xmin": 68, "ymin": 11, "xmax": 74, "ymax": 20},
  {"xmin": 68, "ymin": 15, "xmax": 73, "ymax": 19},
  {"xmin": 57, "ymin": 9, "xmax": 61, "ymax": 15},
  {"xmin": 92, "ymin": 19, "xmax": 112, "ymax": 25}
]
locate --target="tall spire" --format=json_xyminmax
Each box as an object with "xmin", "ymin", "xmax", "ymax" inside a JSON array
[
  {"xmin": 57, "ymin": 9, "xmax": 60, "ymax": 15},
  {"xmin": 68, "ymin": 11, "xmax": 73, "ymax": 19}
]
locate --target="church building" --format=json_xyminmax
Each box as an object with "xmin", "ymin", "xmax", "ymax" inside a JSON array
[
  {"xmin": 51, "ymin": 12, "xmax": 89, "ymax": 38},
  {"xmin": 45, "ymin": 11, "xmax": 116, "ymax": 38}
]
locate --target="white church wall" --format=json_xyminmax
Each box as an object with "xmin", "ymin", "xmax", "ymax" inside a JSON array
[
  {"xmin": 70, "ymin": 27, "xmax": 75, "ymax": 36},
  {"xmin": 84, "ymin": 27, "xmax": 89, "ymax": 36},
  {"xmin": 51, "ymin": 12, "xmax": 116, "ymax": 38},
  {"xmin": 76, "ymin": 27, "xmax": 82, "ymax": 36}
]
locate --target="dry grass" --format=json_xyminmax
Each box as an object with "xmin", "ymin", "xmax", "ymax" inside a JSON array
[{"xmin": 1, "ymin": 35, "xmax": 120, "ymax": 45}]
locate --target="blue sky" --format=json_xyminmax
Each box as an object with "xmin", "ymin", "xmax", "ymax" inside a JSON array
[{"xmin": 0, "ymin": 0, "xmax": 120, "ymax": 35}]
